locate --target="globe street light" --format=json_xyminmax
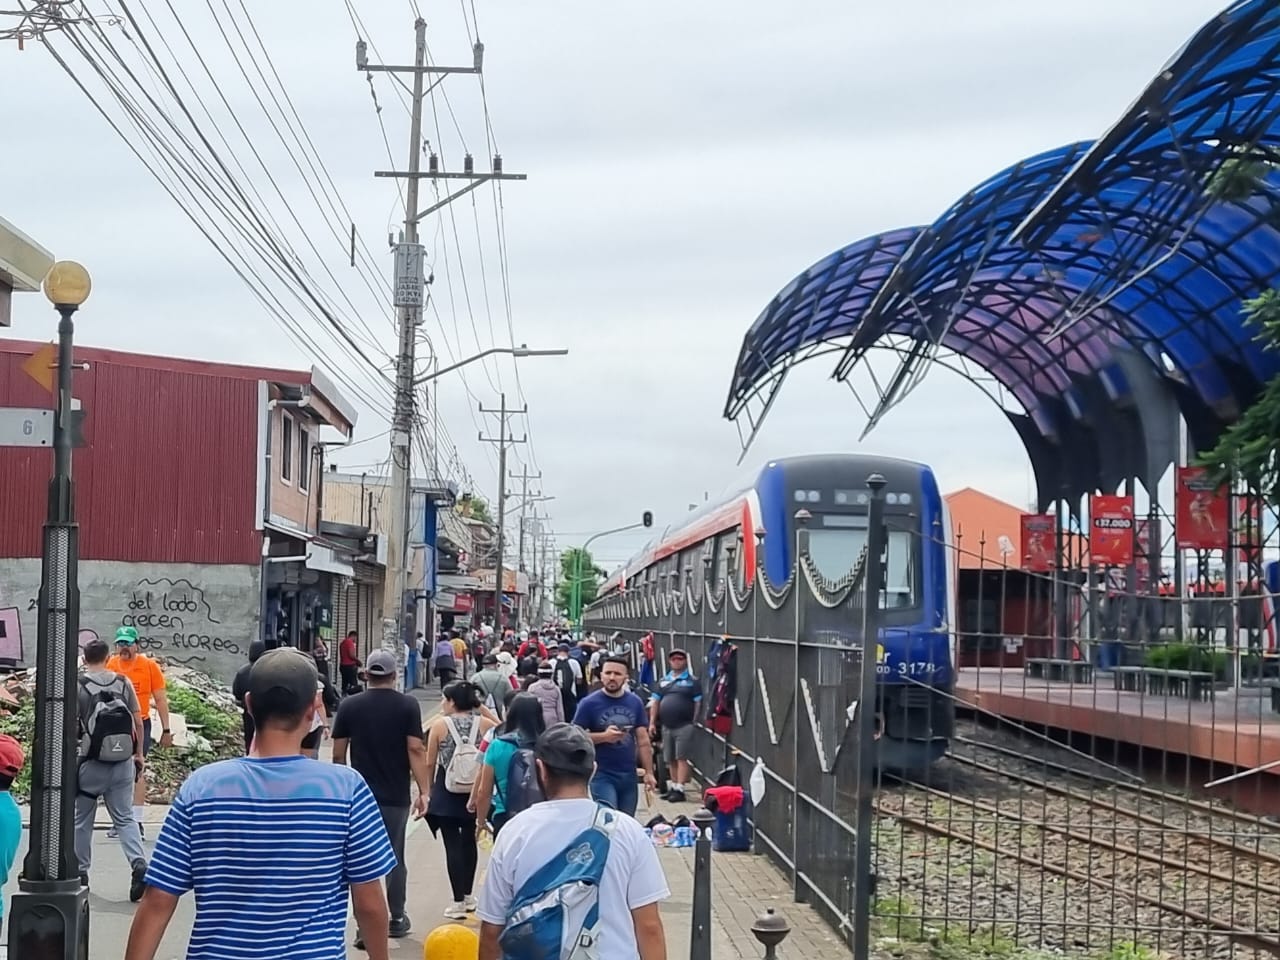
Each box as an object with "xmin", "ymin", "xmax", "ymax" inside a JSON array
[{"xmin": 10, "ymin": 260, "xmax": 92, "ymax": 957}]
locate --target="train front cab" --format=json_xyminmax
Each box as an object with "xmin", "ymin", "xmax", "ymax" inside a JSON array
[{"xmin": 763, "ymin": 456, "xmax": 954, "ymax": 773}]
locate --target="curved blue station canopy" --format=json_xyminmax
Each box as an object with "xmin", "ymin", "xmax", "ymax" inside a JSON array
[{"xmin": 725, "ymin": 0, "xmax": 1280, "ymax": 511}]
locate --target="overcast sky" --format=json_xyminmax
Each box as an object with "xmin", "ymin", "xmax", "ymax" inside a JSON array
[{"xmin": 0, "ymin": 0, "xmax": 1225, "ymax": 569}]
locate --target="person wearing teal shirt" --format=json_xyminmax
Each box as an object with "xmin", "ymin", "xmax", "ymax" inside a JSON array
[
  {"xmin": 469, "ymin": 694, "xmax": 545, "ymax": 836},
  {"xmin": 0, "ymin": 734, "xmax": 27, "ymax": 933}
]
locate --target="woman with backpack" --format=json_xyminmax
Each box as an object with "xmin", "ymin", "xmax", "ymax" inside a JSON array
[
  {"xmin": 432, "ymin": 634, "xmax": 459, "ymax": 693},
  {"xmin": 468, "ymin": 693, "xmax": 545, "ymax": 838},
  {"xmin": 424, "ymin": 680, "xmax": 497, "ymax": 919}
]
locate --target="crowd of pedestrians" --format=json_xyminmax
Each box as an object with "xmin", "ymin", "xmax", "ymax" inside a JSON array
[{"xmin": 7, "ymin": 619, "xmax": 699, "ymax": 959}]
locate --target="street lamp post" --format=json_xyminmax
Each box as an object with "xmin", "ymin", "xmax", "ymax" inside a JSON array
[
  {"xmin": 10, "ymin": 260, "xmax": 92, "ymax": 959},
  {"xmin": 570, "ymin": 513, "xmax": 653, "ymax": 637},
  {"xmin": 413, "ymin": 344, "xmax": 568, "ymax": 386}
]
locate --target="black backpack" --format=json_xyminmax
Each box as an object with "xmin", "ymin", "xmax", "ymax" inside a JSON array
[
  {"xmin": 78, "ymin": 676, "xmax": 136, "ymax": 764},
  {"xmin": 553, "ymin": 658, "xmax": 576, "ymax": 694},
  {"xmin": 495, "ymin": 734, "xmax": 545, "ymax": 816}
]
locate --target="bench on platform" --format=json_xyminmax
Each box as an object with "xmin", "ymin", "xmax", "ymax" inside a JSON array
[
  {"xmin": 1112, "ymin": 666, "xmax": 1146, "ymax": 692},
  {"xmin": 1112, "ymin": 665, "xmax": 1215, "ymax": 701},
  {"xmin": 1024, "ymin": 658, "xmax": 1094, "ymax": 684}
]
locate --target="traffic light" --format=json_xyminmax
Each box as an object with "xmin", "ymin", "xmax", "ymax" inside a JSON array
[{"xmin": 642, "ymin": 510, "xmax": 653, "ymax": 528}]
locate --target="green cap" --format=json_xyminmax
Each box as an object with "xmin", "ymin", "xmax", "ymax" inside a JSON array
[{"xmin": 114, "ymin": 626, "xmax": 138, "ymax": 645}]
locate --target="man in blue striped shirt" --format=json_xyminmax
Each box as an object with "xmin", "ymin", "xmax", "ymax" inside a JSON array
[{"xmin": 124, "ymin": 649, "xmax": 397, "ymax": 960}]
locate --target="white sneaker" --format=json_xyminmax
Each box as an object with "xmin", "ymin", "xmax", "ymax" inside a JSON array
[
  {"xmin": 443, "ymin": 902, "xmax": 468, "ymax": 920},
  {"xmin": 463, "ymin": 894, "xmax": 478, "ymax": 913}
]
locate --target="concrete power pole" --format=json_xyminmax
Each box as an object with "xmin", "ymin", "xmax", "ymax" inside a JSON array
[
  {"xmin": 479, "ymin": 394, "xmax": 526, "ymax": 631},
  {"xmin": 359, "ymin": 22, "xmax": 522, "ymax": 674}
]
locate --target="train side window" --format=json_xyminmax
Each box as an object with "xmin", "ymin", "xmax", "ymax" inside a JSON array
[
  {"xmin": 715, "ymin": 534, "xmax": 733, "ymax": 587},
  {"xmin": 696, "ymin": 542, "xmax": 712, "ymax": 592}
]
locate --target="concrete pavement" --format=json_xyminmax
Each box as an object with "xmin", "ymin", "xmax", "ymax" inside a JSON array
[
  {"xmin": 2, "ymin": 795, "xmax": 847, "ymax": 959},
  {"xmin": 1, "ymin": 687, "xmax": 846, "ymax": 958}
]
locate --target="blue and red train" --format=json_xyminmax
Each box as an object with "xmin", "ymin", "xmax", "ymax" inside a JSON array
[{"xmin": 591, "ymin": 453, "xmax": 955, "ymax": 771}]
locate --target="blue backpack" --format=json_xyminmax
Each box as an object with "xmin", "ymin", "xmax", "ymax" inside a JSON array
[{"xmin": 499, "ymin": 805, "xmax": 618, "ymax": 960}]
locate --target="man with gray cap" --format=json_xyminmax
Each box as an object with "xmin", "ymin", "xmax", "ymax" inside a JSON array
[
  {"xmin": 332, "ymin": 649, "xmax": 430, "ymax": 944},
  {"xmin": 476, "ymin": 723, "xmax": 669, "ymax": 960},
  {"xmin": 125, "ymin": 648, "xmax": 397, "ymax": 960}
]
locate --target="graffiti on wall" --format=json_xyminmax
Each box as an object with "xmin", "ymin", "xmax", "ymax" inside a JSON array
[
  {"xmin": 120, "ymin": 577, "xmax": 243, "ymax": 666},
  {"xmin": 0, "ymin": 603, "xmax": 142, "ymax": 661}
]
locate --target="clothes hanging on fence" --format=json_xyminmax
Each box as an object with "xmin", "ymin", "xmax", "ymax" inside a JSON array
[
  {"xmin": 639, "ymin": 632, "xmax": 657, "ymax": 687},
  {"xmin": 706, "ymin": 642, "xmax": 737, "ymax": 737}
]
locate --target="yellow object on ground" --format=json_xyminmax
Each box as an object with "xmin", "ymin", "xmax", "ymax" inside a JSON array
[{"xmin": 424, "ymin": 922, "xmax": 479, "ymax": 960}]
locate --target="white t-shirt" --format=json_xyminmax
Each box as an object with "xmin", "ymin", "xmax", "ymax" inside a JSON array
[
  {"xmin": 310, "ymin": 681, "xmax": 325, "ymax": 733},
  {"xmin": 557, "ymin": 655, "xmax": 583, "ymax": 682},
  {"xmin": 476, "ymin": 797, "xmax": 669, "ymax": 959}
]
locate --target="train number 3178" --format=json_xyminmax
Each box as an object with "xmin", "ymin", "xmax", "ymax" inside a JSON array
[{"xmin": 877, "ymin": 661, "xmax": 939, "ymax": 676}]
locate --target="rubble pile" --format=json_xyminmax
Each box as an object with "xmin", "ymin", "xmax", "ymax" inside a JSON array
[{"xmin": 0, "ymin": 658, "xmax": 243, "ymax": 803}]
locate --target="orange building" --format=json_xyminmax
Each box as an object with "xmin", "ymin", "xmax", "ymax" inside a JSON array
[{"xmin": 943, "ymin": 488, "xmax": 1076, "ymax": 667}]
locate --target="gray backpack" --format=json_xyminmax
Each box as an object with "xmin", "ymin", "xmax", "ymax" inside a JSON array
[{"xmin": 78, "ymin": 675, "xmax": 136, "ymax": 763}]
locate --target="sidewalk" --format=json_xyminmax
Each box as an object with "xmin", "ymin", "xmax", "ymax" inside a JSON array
[
  {"xmin": 645, "ymin": 793, "xmax": 850, "ymax": 960},
  {"xmin": 4, "ymin": 797, "xmax": 849, "ymax": 958},
  {"xmin": 2, "ymin": 699, "xmax": 848, "ymax": 958}
]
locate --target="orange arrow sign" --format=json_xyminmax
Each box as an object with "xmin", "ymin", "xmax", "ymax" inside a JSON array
[{"xmin": 20, "ymin": 342, "xmax": 56, "ymax": 394}]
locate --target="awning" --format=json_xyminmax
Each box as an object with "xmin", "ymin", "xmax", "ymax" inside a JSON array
[
  {"xmin": 306, "ymin": 544, "xmax": 354, "ymax": 578},
  {"xmin": 438, "ymin": 573, "xmax": 483, "ymax": 591},
  {"xmin": 265, "ymin": 520, "xmax": 313, "ymax": 542}
]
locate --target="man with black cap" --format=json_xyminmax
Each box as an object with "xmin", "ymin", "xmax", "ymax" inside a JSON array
[
  {"xmin": 476, "ymin": 723, "xmax": 669, "ymax": 960},
  {"xmin": 332, "ymin": 648, "xmax": 430, "ymax": 944},
  {"xmin": 231, "ymin": 640, "xmax": 268, "ymax": 753},
  {"xmin": 125, "ymin": 648, "xmax": 398, "ymax": 960}
]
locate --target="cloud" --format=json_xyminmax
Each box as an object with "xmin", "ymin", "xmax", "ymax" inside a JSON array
[{"xmin": 0, "ymin": 0, "xmax": 1227, "ymax": 576}]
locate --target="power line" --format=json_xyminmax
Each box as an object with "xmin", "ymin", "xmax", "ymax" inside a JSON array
[{"xmin": 41, "ymin": 23, "xmax": 396, "ymax": 419}]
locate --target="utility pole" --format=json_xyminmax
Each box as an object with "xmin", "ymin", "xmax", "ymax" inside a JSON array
[
  {"xmin": 509, "ymin": 465, "xmax": 552, "ymax": 626},
  {"xmin": 359, "ymin": 22, "xmax": 523, "ymax": 674},
  {"xmin": 479, "ymin": 394, "xmax": 526, "ymax": 631},
  {"xmin": 511, "ymin": 464, "xmax": 540, "ymax": 577}
]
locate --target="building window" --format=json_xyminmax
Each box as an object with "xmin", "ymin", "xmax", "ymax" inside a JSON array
[
  {"xmin": 281, "ymin": 415, "xmax": 293, "ymax": 483},
  {"xmin": 298, "ymin": 426, "xmax": 311, "ymax": 492}
]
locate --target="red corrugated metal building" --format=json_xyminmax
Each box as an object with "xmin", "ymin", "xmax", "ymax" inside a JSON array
[{"xmin": 0, "ymin": 338, "xmax": 347, "ymax": 564}]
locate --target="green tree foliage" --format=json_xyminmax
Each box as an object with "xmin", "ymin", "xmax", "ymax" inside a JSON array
[
  {"xmin": 458, "ymin": 496, "xmax": 492, "ymax": 524},
  {"xmin": 1195, "ymin": 151, "xmax": 1280, "ymax": 495},
  {"xmin": 1196, "ymin": 289, "xmax": 1280, "ymax": 495},
  {"xmin": 556, "ymin": 547, "xmax": 607, "ymax": 615}
]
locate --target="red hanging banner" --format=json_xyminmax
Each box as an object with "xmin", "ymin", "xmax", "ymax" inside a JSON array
[
  {"xmin": 1174, "ymin": 466, "xmax": 1228, "ymax": 551},
  {"xmin": 1090, "ymin": 494, "xmax": 1134, "ymax": 566},
  {"xmin": 1019, "ymin": 514, "xmax": 1056, "ymax": 572}
]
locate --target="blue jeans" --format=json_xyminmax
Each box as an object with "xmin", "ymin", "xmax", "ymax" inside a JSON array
[{"xmin": 590, "ymin": 767, "xmax": 639, "ymax": 817}]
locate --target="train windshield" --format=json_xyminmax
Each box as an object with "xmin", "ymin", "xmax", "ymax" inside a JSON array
[{"xmin": 808, "ymin": 516, "xmax": 917, "ymax": 608}]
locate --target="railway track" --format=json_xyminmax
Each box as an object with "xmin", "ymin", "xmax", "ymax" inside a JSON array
[{"xmin": 872, "ymin": 732, "xmax": 1280, "ymax": 957}]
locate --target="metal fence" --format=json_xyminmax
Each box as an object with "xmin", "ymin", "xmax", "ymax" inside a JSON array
[
  {"xmin": 587, "ymin": 480, "xmax": 887, "ymax": 954},
  {"xmin": 586, "ymin": 482, "xmax": 1280, "ymax": 960}
]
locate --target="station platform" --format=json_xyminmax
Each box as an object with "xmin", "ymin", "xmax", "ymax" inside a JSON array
[{"xmin": 956, "ymin": 668, "xmax": 1280, "ymax": 784}]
